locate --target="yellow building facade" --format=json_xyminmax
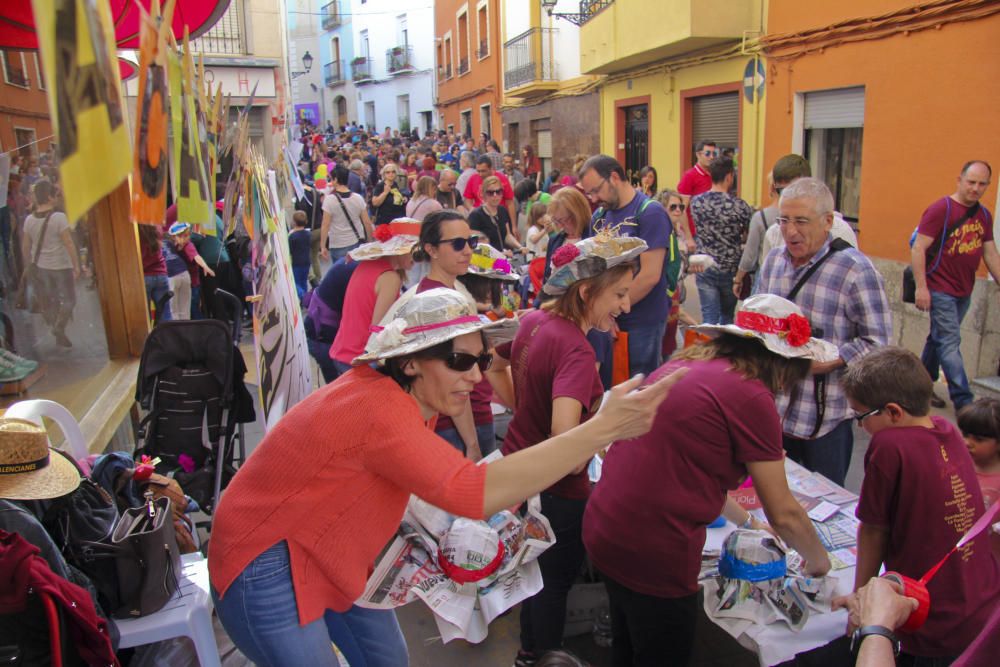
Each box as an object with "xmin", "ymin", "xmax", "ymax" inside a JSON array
[{"xmin": 580, "ymin": 0, "xmax": 766, "ymax": 205}]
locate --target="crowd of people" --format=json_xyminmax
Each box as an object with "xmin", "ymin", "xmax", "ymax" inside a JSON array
[{"xmin": 2, "ymin": 122, "xmax": 998, "ymax": 667}]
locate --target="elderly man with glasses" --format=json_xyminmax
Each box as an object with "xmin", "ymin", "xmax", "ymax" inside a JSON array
[{"xmin": 755, "ymin": 177, "xmax": 891, "ymax": 486}]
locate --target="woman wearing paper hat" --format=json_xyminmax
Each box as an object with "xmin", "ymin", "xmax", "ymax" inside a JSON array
[
  {"xmin": 209, "ymin": 287, "xmax": 686, "ymax": 667},
  {"xmin": 583, "ymin": 294, "xmax": 833, "ymax": 666},
  {"xmin": 488, "ymin": 231, "xmax": 645, "ymax": 665},
  {"xmin": 328, "ymin": 220, "xmax": 418, "ymax": 376}
]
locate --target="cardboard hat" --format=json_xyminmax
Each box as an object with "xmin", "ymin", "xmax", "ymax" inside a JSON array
[
  {"xmin": 542, "ymin": 233, "xmax": 647, "ymax": 296},
  {"xmin": 0, "ymin": 418, "xmax": 80, "ymax": 501}
]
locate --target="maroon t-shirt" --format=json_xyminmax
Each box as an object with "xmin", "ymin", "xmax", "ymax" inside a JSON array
[
  {"xmin": 856, "ymin": 417, "xmax": 1000, "ymax": 657},
  {"xmin": 498, "ymin": 310, "xmax": 603, "ymax": 499},
  {"xmin": 676, "ymin": 164, "xmax": 712, "ymax": 238},
  {"xmin": 917, "ymin": 197, "xmax": 994, "ymax": 298},
  {"xmin": 417, "ymin": 278, "xmax": 494, "ymax": 432},
  {"xmin": 583, "ymin": 358, "xmax": 784, "ymax": 598},
  {"xmin": 141, "ymin": 226, "xmax": 167, "ymax": 276}
]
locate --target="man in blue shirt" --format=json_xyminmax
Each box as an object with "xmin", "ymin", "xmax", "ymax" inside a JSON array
[{"xmin": 579, "ymin": 154, "xmax": 672, "ymax": 378}]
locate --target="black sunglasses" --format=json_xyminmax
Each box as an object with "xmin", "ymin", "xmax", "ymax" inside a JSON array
[
  {"xmin": 484, "ymin": 188, "xmax": 504, "ymax": 196},
  {"xmin": 435, "ymin": 236, "xmax": 480, "ymax": 252},
  {"xmin": 668, "ymin": 203, "xmax": 686, "ymax": 212},
  {"xmin": 854, "ymin": 406, "xmax": 884, "ymax": 426},
  {"xmin": 436, "ymin": 351, "xmax": 493, "ymax": 372}
]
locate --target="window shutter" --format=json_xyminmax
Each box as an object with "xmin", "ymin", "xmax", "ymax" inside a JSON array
[{"xmin": 804, "ymin": 87, "xmax": 865, "ymax": 129}]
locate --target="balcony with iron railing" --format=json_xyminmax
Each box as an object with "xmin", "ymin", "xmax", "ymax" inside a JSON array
[
  {"xmin": 321, "ymin": 1, "xmax": 342, "ymax": 30},
  {"xmin": 386, "ymin": 45, "xmax": 415, "ymax": 75},
  {"xmin": 580, "ymin": 0, "xmax": 614, "ymax": 22},
  {"xmin": 438, "ymin": 62, "xmax": 453, "ymax": 81},
  {"xmin": 457, "ymin": 56, "xmax": 469, "ymax": 75},
  {"xmin": 324, "ymin": 60, "xmax": 344, "ymax": 86},
  {"xmin": 352, "ymin": 57, "xmax": 372, "ymax": 83},
  {"xmin": 503, "ymin": 27, "xmax": 557, "ymax": 95},
  {"xmin": 189, "ymin": 0, "xmax": 246, "ymax": 55}
]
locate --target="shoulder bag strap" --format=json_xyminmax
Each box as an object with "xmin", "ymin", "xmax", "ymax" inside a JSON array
[
  {"xmin": 332, "ymin": 190, "xmax": 366, "ymax": 244},
  {"xmin": 928, "ymin": 199, "xmax": 979, "ymax": 276},
  {"xmin": 786, "ymin": 237, "xmax": 851, "ymax": 302},
  {"xmin": 32, "ymin": 211, "xmax": 55, "ymax": 266}
]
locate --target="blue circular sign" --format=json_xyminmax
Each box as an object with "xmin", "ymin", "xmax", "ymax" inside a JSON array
[{"xmin": 743, "ymin": 58, "xmax": 766, "ymax": 103}]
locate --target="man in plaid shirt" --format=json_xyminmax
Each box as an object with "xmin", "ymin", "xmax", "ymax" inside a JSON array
[{"xmin": 757, "ymin": 177, "xmax": 891, "ymax": 485}]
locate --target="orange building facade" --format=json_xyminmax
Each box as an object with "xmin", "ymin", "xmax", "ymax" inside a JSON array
[
  {"xmin": 435, "ymin": 0, "xmax": 503, "ymax": 141},
  {"xmin": 0, "ymin": 49, "xmax": 53, "ymax": 159},
  {"xmin": 760, "ymin": 0, "xmax": 1000, "ymax": 264}
]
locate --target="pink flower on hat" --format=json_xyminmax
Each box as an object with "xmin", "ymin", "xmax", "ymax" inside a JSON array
[{"xmin": 552, "ymin": 244, "xmax": 580, "ymax": 268}]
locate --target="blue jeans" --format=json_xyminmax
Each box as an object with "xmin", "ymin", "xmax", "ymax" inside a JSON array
[
  {"xmin": 307, "ymin": 337, "xmax": 340, "ymax": 384},
  {"xmin": 191, "ymin": 285, "xmax": 203, "ymax": 319},
  {"xmin": 623, "ymin": 320, "xmax": 667, "ymax": 379},
  {"xmin": 437, "ymin": 422, "xmax": 497, "ymax": 457},
  {"xmin": 695, "ymin": 266, "xmax": 738, "ymax": 325},
  {"xmin": 144, "ymin": 274, "xmax": 172, "ymax": 322},
  {"xmin": 920, "ymin": 290, "xmax": 973, "ymax": 408},
  {"xmin": 782, "ymin": 418, "xmax": 854, "ymax": 487},
  {"xmin": 212, "ymin": 541, "xmax": 408, "ymax": 667},
  {"xmin": 330, "ymin": 242, "xmax": 362, "ymax": 261},
  {"xmin": 332, "ymin": 359, "xmax": 353, "ymax": 376},
  {"xmin": 293, "ymin": 264, "xmax": 309, "ymax": 300}
]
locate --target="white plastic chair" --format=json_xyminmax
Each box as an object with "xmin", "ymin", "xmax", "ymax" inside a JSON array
[
  {"xmin": 115, "ymin": 554, "xmax": 221, "ymax": 667},
  {"xmin": 5, "ymin": 398, "xmax": 89, "ymax": 461}
]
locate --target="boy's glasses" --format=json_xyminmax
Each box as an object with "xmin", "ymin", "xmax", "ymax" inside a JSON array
[
  {"xmin": 435, "ymin": 236, "xmax": 480, "ymax": 252},
  {"xmin": 854, "ymin": 406, "xmax": 884, "ymax": 425},
  {"xmin": 434, "ymin": 351, "xmax": 493, "ymax": 373}
]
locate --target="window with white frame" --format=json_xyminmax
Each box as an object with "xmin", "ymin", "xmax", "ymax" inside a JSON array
[
  {"xmin": 802, "ymin": 87, "xmax": 865, "ymax": 224},
  {"xmin": 476, "ymin": 1, "xmax": 489, "ymax": 60},
  {"xmin": 1, "ymin": 51, "xmax": 29, "ymax": 88}
]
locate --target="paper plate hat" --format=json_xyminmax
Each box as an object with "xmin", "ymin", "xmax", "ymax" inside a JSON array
[
  {"xmin": 542, "ymin": 233, "xmax": 647, "ymax": 296},
  {"xmin": 687, "ymin": 294, "xmax": 839, "ymax": 362},
  {"xmin": 348, "ymin": 218, "xmax": 422, "ymax": 261},
  {"xmin": 468, "ymin": 244, "xmax": 520, "ymax": 281},
  {"xmin": 168, "ymin": 222, "xmax": 191, "ymax": 236},
  {"xmin": 0, "ymin": 418, "xmax": 80, "ymax": 501},
  {"xmin": 354, "ymin": 287, "xmax": 517, "ymax": 364}
]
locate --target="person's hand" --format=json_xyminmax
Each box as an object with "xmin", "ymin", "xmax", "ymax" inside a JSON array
[
  {"xmin": 594, "ymin": 368, "xmax": 688, "ymax": 441},
  {"xmin": 800, "ymin": 553, "xmax": 832, "ymax": 578},
  {"xmin": 72, "ymin": 266, "xmax": 81, "ymax": 280},
  {"xmin": 685, "ymin": 238, "xmax": 696, "ymax": 254},
  {"xmin": 915, "ymin": 286, "xmax": 931, "ymax": 311},
  {"xmin": 832, "ymin": 592, "xmax": 861, "ymax": 635},
  {"xmin": 688, "ymin": 261, "xmax": 706, "ymax": 274},
  {"xmin": 732, "ymin": 282, "xmax": 743, "ymax": 299},
  {"xmin": 858, "ymin": 577, "xmax": 917, "ymax": 629},
  {"xmin": 205, "ymin": 267, "xmax": 216, "ymax": 278},
  {"xmin": 321, "ymin": 246, "xmax": 330, "ymax": 261}
]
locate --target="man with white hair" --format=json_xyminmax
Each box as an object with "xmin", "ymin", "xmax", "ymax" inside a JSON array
[
  {"xmin": 455, "ymin": 151, "xmax": 477, "ymax": 202},
  {"xmin": 756, "ymin": 177, "xmax": 891, "ymax": 486}
]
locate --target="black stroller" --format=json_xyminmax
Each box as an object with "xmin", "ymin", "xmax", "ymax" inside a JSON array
[{"xmin": 135, "ymin": 291, "xmax": 255, "ymax": 515}]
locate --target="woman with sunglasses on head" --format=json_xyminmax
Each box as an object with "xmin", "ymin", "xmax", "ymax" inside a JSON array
[
  {"xmin": 658, "ymin": 189, "xmax": 696, "ymax": 359},
  {"xmin": 328, "ymin": 223, "xmax": 416, "ymax": 376},
  {"xmin": 468, "ymin": 175, "xmax": 525, "ymax": 254},
  {"xmin": 491, "ymin": 232, "xmax": 647, "ymax": 667},
  {"xmin": 209, "ymin": 287, "xmax": 685, "ymax": 667}
]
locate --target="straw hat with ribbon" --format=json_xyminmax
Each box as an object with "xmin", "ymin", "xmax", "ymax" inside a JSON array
[
  {"xmin": 687, "ymin": 294, "xmax": 839, "ymax": 362},
  {"xmin": 542, "ymin": 231, "xmax": 647, "ymax": 296},
  {"xmin": 354, "ymin": 287, "xmax": 517, "ymax": 364},
  {"xmin": 467, "ymin": 243, "xmax": 520, "ymax": 282},
  {"xmin": 0, "ymin": 418, "xmax": 80, "ymax": 500},
  {"xmin": 348, "ymin": 218, "xmax": 422, "ymax": 261}
]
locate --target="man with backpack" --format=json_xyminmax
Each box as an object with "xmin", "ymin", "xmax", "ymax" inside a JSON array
[
  {"xmin": 579, "ymin": 154, "xmax": 672, "ymax": 378},
  {"xmin": 911, "ymin": 160, "xmax": 999, "ymax": 409}
]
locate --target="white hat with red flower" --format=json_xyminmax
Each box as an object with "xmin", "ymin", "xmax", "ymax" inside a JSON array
[
  {"xmin": 348, "ymin": 218, "xmax": 421, "ymax": 261},
  {"xmin": 542, "ymin": 234, "xmax": 647, "ymax": 296},
  {"xmin": 687, "ymin": 294, "xmax": 839, "ymax": 361}
]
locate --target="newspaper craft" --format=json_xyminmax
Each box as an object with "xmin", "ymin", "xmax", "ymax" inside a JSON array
[
  {"xmin": 356, "ymin": 452, "xmax": 555, "ymax": 643},
  {"xmin": 704, "ymin": 529, "xmax": 837, "ymax": 635}
]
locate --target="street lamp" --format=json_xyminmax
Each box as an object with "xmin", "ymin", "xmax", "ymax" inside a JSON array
[
  {"xmin": 540, "ymin": 0, "xmax": 593, "ymax": 26},
  {"xmin": 291, "ymin": 51, "xmax": 314, "ymax": 79}
]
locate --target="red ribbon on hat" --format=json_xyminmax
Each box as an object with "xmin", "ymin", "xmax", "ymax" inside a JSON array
[
  {"xmin": 437, "ymin": 538, "xmax": 506, "ymax": 584},
  {"xmin": 734, "ymin": 311, "xmax": 812, "ymax": 347},
  {"xmin": 369, "ymin": 315, "xmax": 482, "ymax": 336}
]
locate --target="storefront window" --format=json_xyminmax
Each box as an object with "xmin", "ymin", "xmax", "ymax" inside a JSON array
[{"xmin": 805, "ymin": 127, "xmax": 864, "ymax": 224}]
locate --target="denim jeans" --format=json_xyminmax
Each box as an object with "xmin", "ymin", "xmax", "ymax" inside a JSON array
[
  {"xmin": 623, "ymin": 320, "xmax": 667, "ymax": 379},
  {"xmin": 212, "ymin": 541, "xmax": 408, "ymax": 667},
  {"xmin": 783, "ymin": 418, "xmax": 854, "ymax": 487},
  {"xmin": 519, "ymin": 493, "xmax": 588, "ymax": 656},
  {"xmin": 144, "ymin": 274, "xmax": 172, "ymax": 322},
  {"xmin": 920, "ymin": 290, "xmax": 973, "ymax": 408},
  {"xmin": 695, "ymin": 266, "xmax": 738, "ymax": 325},
  {"xmin": 436, "ymin": 422, "xmax": 497, "ymax": 457},
  {"xmin": 307, "ymin": 337, "xmax": 340, "ymax": 384},
  {"xmin": 330, "ymin": 242, "xmax": 362, "ymax": 261},
  {"xmin": 292, "ymin": 264, "xmax": 309, "ymax": 300}
]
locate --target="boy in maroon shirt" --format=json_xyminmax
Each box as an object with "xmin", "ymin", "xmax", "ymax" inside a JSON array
[{"xmin": 843, "ymin": 347, "xmax": 1000, "ymax": 661}]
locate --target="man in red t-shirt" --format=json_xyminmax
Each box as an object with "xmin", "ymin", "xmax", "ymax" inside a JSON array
[
  {"xmin": 911, "ymin": 160, "xmax": 999, "ymax": 409},
  {"xmin": 463, "ymin": 155, "xmax": 517, "ymax": 235},
  {"xmin": 675, "ymin": 139, "xmax": 718, "ymax": 246}
]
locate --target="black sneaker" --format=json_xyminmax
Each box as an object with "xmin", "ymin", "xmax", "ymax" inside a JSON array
[
  {"xmin": 930, "ymin": 396, "xmax": 946, "ymax": 409},
  {"xmin": 512, "ymin": 650, "xmax": 538, "ymax": 667}
]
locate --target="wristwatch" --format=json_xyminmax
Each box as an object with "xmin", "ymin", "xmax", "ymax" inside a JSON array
[{"xmin": 850, "ymin": 625, "xmax": 900, "ymax": 657}]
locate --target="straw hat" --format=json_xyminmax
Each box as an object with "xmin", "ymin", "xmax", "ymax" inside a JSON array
[
  {"xmin": 349, "ymin": 218, "xmax": 421, "ymax": 261},
  {"xmin": 686, "ymin": 294, "xmax": 840, "ymax": 362},
  {"xmin": 354, "ymin": 287, "xmax": 517, "ymax": 364},
  {"xmin": 467, "ymin": 244, "xmax": 520, "ymax": 281},
  {"xmin": 0, "ymin": 418, "xmax": 80, "ymax": 500},
  {"xmin": 542, "ymin": 234, "xmax": 647, "ymax": 296}
]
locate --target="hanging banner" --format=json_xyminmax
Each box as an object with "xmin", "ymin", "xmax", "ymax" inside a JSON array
[
  {"xmin": 33, "ymin": 0, "xmax": 132, "ymax": 225},
  {"xmin": 130, "ymin": 8, "xmax": 169, "ymax": 225},
  {"xmin": 250, "ymin": 161, "xmax": 311, "ymax": 429},
  {"xmin": 174, "ymin": 41, "xmax": 212, "ymax": 227}
]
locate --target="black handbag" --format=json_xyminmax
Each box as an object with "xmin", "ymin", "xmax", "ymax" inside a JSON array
[{"xmin": 82, "ymin": 494, "xmax": 181, "ymax": 619}]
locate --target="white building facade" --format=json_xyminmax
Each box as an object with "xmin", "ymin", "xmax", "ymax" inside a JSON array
[{"xmin": 349, "ymin": 0, "xmax": 436, "ymax": 136}]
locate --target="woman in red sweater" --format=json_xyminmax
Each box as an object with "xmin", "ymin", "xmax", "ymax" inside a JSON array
[{"xmin": 209, "ymin": 288, "xmax": 684, "ymax": 667}]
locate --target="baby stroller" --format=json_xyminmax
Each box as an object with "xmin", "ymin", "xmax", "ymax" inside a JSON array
[{"xmin": 134, "ymin": 300, "xmax": 254, "ymax": 516}]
